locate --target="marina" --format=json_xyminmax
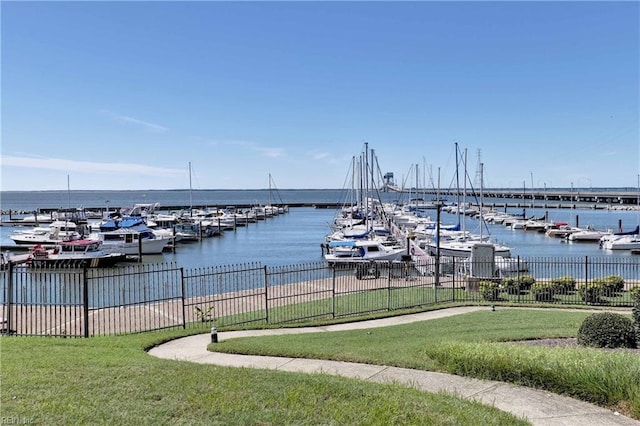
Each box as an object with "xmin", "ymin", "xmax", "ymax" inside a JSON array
[{"xmin": 1, "ymin": 189, "xmax": 640, "ymax": 271}]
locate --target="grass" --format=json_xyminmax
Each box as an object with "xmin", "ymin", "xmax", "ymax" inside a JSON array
[
  {"xmin": 1, "ymin": 328, "xmax": 528, "ymax": 425},
  {"xmin": 212, "ymin": 308, "xmax": 640, "ymax": 419},
  {"xmin": 3, "ymin": 308, "xmax": 638, "ymax": 424},
  {"xmin": 210, "ymin": 284, "xmax": 636, "ymax": 327}
]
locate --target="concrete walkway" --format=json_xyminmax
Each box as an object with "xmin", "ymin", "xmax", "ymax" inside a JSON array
[{"xmin": 148, "ymin": 306, "xmax": 639, "ymax": 426}]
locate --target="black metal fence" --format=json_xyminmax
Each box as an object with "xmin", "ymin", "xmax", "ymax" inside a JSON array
[{"xmin": 1, "ymin": 255, "xmax": 638, "ymax": 337}]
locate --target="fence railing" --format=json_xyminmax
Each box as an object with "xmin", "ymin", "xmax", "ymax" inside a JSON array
[{"xmin": 1, "ymin": 255, "xmax": 638, "ymax": 337}]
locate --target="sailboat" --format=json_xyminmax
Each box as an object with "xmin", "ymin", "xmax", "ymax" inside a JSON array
[
  {"xmin": 426, "ymin": 156, "xmax": 512, "ymax": 258},
  {"xmin": 600, "ymin": 174, "xmax": 640, "ymax": 251},
  {"xmin": 264, "ymin": 173, "xmax": 287, "ymax": 216}
]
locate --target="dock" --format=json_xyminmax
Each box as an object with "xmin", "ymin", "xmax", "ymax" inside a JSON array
[{"xmin": 0, "ymin": 252, "xmax": 31, "ymax": 268}]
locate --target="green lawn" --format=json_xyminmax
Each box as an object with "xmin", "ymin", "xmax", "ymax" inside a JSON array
[
  {"xmin": 1, "ymin": 326, "xmax": 526, "ymax": 425},
  {"xmin": 2, "ymin": 308, "xmax": 638, "ymax": 424},
  {"xmin": 212, "ymin": 308, "xmax": 640, "ymax": 419}
]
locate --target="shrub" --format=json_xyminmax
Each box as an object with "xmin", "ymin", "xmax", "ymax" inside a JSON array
[
  {"xmin": 577, "ymin": 312, "xmax": 636, "ymax": 349},
  {"xmin": 502, "ymin": 274, "xmax": 535, "ymax": 295},
  {"xmin": 531, "ymin": 282, "xmax": 555, "ymax": 302},
  {"xmin": 577, "ymin": 282, "xmax": 604, "ymax": 305},
  {"xmin": 550, "ymin": 276, "xmax": 576, "ymax": 294},
  {"xmin": 632, "ymin": 287, "xmax": 640, "ymax": 347},
  {"xmin": 478, "ymin": 280, "xmax": 500, "ymax": 301},
  {"xmin": 599, "ymin": 275, "xmax": 625, "ymax": 296}
]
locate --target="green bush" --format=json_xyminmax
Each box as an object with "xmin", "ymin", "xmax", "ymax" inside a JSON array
[
  {"xmin": 577, "ymin": 312, "xmax": 637, "ymax": 349},
  {"xmin": 502, "ymin": 275, "xmax": 535, "ymax": 295},
  {"xmin": 632, "ymin": 287, "xmax": 640, "ymax": 347},
  {"xmin": 531, "ymin": 282, "xmax": 555, "ymax": 302},
  {"xmin": 577, "ymin": 282, "xmax": 604, "ymax": 305},
  {"xmin": 550, "ymin": 276, "xmax": 576, "ymax": 294},
  {"xmin": 478, "ymin": 280, "xmax": 500, "ymax": 301},
  {"xmin": 579, "ymin": 276, "xmax": 625, "ymax": 303},
  {"xmin": 598, "ymin": 275, "xmax": 625, "ymax": 296}
]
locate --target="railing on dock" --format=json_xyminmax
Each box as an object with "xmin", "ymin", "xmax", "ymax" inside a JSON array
[{"xmin": 1, "ymin": 256, "xmax": 638, "ymax": 337}]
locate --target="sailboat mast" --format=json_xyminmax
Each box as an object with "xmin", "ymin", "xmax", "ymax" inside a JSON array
[
  {"xmin": 364, "ymin": 142, "xmax": 369, "ymax": 231},
  {"xmin": 188, "ymin": 162, "xmax": 193, "ymax": 214},
  {"xmin": 480, "ymin": 162, "xmax": 484, "ymax": 240},
  {"xmin": 462, "ymin": 148, "xmax": 468, "ymax": 234},
  {"xmin": 455, "ymin": 142, "xmax": 460, "ymax": 226}
]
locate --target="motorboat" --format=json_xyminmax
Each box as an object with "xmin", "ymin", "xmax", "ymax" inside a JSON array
[
  {"xmin": 545, "ymin": 224, "xmax": 582, "ymax": 239},
  {"xmin": 599, "ymin": 225, "xmax": 640, "ymax": 247},
  {"xmin": 9, "ymin": 221, "xmax": 83, "ymax": 245},
  {"xmin": 522, "ymin": 220, "xmax": 547, "ymax": 232},
  {"xmin": 567, "ymin": 226, "xmax": 612, "ymax": 242},
  {"xmin": 18, "ymin": 212, "xmax": 57, "ymax": 225},
  {"xmin": 89, "ymin": 215, "xmax": 174, "ymax": 253},
  {"xmin": 460, "ymin": 255, "xmax": 529, "ymax": 278},
  {"xmin": 600, "ymin": 232, "xmax": 640, "ymax": 251},
  {"xmin": 426, "ymin": 237, "xmax": 512, "ymax": 258},
  {"xmin": 91, "ymin": 227, "xmax": 172, "ymax": 255},
  {"xmin": 324, "ymin": 239, "xmax": 406, "ymax": 264},
  {"xmin": 27, "ymin": 240, "xmax": 126, "ymax": 268}
]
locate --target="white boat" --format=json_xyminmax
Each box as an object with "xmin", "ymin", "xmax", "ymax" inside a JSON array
[
  {"xmin": 9, "ymin": 221, "xmax": 82, "ymax": 245},
  {"xmin": 567, "ymin": 226, "xmax": 612, "ymax": 242},
  {"xmin": 18, "ymin": 212, "xmax": 57, "ymax": 224},
  {"xmin": 461, "ymin": 255, "xmax": 529, "ymax": 277},
  {"xmin": 325, "ymin": 239, "xmax": 406, "ymax": 264},
  {"xmin": 522, "ymin": 220, "xmax": 547, "ymax": 232},
  {"xmin": 494, "ymin": 256, "xmax": 529, "ymax": 275},
  {"xmin": 27, "ymin": 240, "xmax": 126, "ymax": 268},
  {"xmin": 600, "ymin": 233, "xmax": 640, "ymax": 250},
  {"xmin": 91, "ymin": 228, "xmax": 172, "ymax": 255},
  {"xmin": 427, "ymin": 238, "xmax": 512, "ymax": 258},
  {"xmin": 544, "ymin": 223, "xmax": 581, "ymax": 238}
]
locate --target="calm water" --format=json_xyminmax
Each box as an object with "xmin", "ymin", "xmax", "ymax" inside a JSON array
[{"xmin": 1, "ymin": 189, "xmax": 640, "ymax": 268}]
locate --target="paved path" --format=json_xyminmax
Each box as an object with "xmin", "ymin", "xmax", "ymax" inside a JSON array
[{"xmin": 149, "ymin": 306, "xmax": 639, "ymax": 426}]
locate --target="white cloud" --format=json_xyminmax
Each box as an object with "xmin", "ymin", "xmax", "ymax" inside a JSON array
[
  {"xmin": 1, "ymin": 155, "xmax": 184, "ymax": 177},
  {"xmin": 256, "ymin": 147, "xmax": 285, "ymax": 158},
  {"xmin": 101, "ymin": 110, "xmax": 169, "ymax": 133},
  {"xmin": 206, "ymin": 139, "xmax": 285, "ymax": 158},
  {"xmin": 311, "ymin": 151, "xmax": 330, "ymax": 160}
]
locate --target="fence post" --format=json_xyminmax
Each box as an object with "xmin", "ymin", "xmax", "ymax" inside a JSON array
[
  {"xmin": 448, "ymin": 257, "xmax": 458, "ymax": 302},
  {"xmin": 387, "ymin": 261, "xmax": 391, "ymax": 311},
  {"xmin": 264, "ymin": 266, "xmax": 269, "ymax": 324},
  {"xmin": 584, "ymin": 256, "xmax": 589, "ymax": 304},
  {"xmin": 180, "ymin": 267, "xmax": 186, "ymax": 329},
  {"xmin": 517, "ymin": 256, "xmax": 521, "ymax": 304},
  {"xmin": 5, "ymin": 262, "xmax": 14, "ymax": 334},
  {"xmin": 434, "ymin": 257, "xmax": 440, "ymax": 305},
  {"xmin": 83, "ymin": 265, "xmax": 89, "ymax": 338},
  {"xmin": 331, "ymin": 265, "xmax": 336, "ymax": 319}
]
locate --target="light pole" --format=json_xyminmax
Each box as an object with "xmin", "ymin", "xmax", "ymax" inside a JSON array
[
  {"xmin": 578, "ymin": 177, "xmax": 592, "ymax": 192},
  {"xmin": 537, "ymin": 181, "xmax": 549, "ymax": 200},
  {"xmin": 571, "ymin": 182, "xmax": 575, "ymax": 203}
]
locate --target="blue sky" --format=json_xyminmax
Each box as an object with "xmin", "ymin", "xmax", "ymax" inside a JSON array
[{"xmin": 1, "ymin": 1, "xmax": 638, "ymax": 191}]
